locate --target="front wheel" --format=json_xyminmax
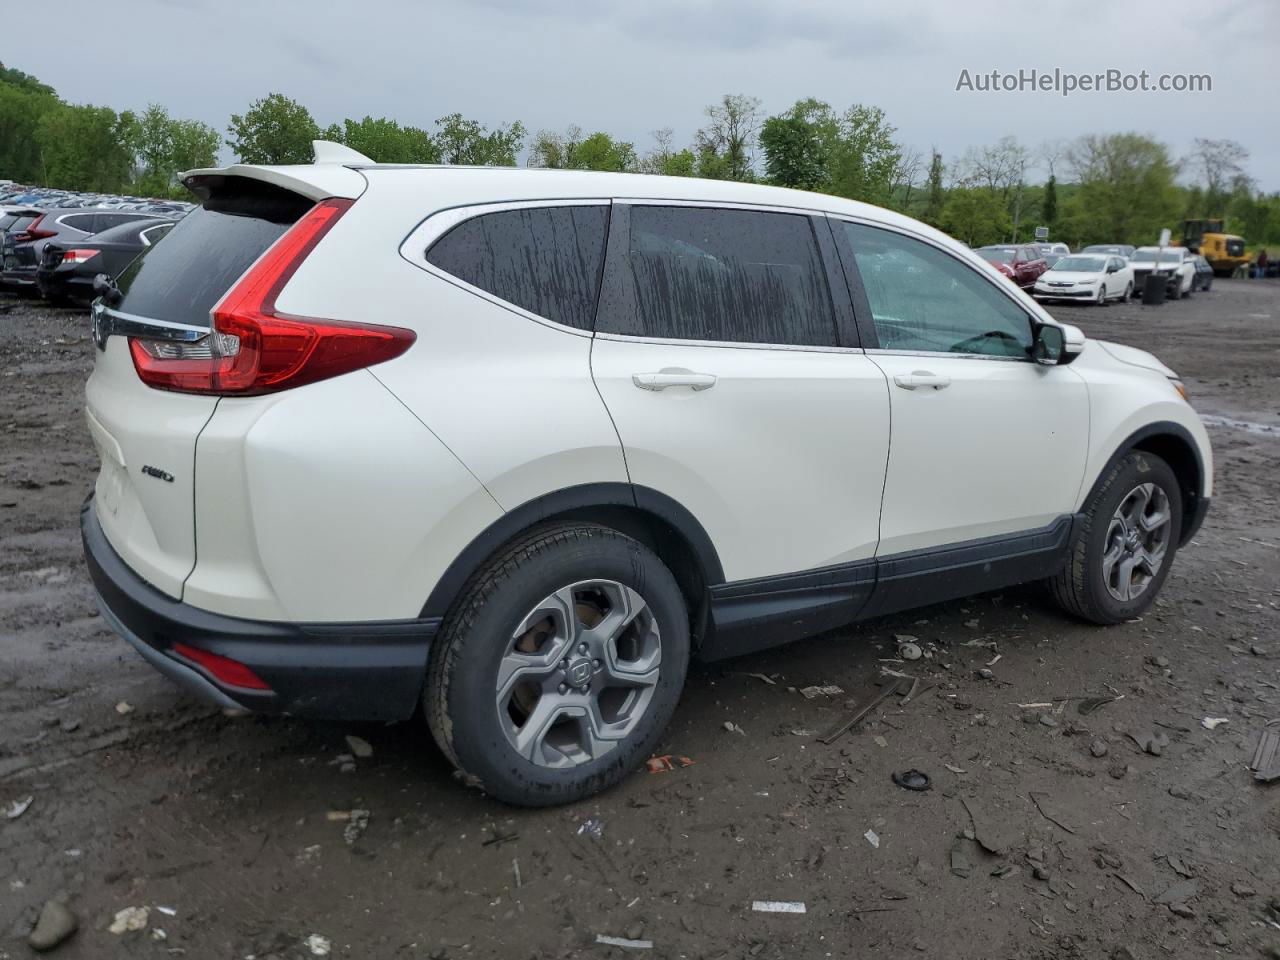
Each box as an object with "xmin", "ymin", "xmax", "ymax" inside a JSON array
[
  {"xmin": 1096, "ymin": 284, "xmax": 1107, "ymax": 306},
  {"xmin": 1048, "ymin": 452, "xmax": 1183, "ymax": 624},
  {"xmin": 425, "ymin": 523, "xmax": 690, "ymax": 806}
]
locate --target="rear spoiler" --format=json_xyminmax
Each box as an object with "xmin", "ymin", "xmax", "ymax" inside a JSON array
[{"xmin": 180, "ymin": 142, "xmax": 370, "ymax": 203}]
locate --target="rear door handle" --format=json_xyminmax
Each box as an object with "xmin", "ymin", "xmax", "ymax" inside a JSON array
[
  {"xmin": 632, "ymin": 369, "xmax": 718, "ymax": 391},
  {"xmin": 893, "ymin": 371, "xmax": 951, "ymax": 391}
]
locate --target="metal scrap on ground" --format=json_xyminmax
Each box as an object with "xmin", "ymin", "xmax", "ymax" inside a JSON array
[{"xmin": 1250, "ymin": 727, "xmax": 1280, "ymax": 783}]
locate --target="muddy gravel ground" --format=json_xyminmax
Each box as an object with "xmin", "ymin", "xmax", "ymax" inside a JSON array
[{"xmin": 1, "ymin": 280, "xmax": 1279, "ymax": 960}]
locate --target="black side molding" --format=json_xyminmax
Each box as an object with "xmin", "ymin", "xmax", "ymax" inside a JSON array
[{"xmin": 701, "ymin": 516, "xmax": 1079, "ymax": 662}]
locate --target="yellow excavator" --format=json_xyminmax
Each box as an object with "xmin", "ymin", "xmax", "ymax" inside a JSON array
[{"xmin": 1183, "ymin": 218, "xmax": 1251, "ymax": 276}]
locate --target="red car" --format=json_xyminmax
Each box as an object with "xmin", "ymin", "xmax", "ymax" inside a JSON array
[{"xmin": 976, "ymin": 244, "xmax": 1048, "ymax": 289}]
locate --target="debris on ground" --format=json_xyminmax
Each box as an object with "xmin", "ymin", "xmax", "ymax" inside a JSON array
[
  {"xmin": 950, "ymin": 838, "xmax": 981, "ymax": 878},
  {"xmin": 107, "ymin": 906, "xmax": 149, "ymax": 935},
  {"xmin": 723, "ymin": 721, "xmax": 746, "ymax": 735},
  {"xmin": 897, "ymin": 641, "xmax": 922, "ymax": 661},
  {"xmin": 1077, "ymin": 696, "xmax": 1118, "ymax": 715},
  {"xmin": 819, "ymin": 679, "xmax": 904, "ymax": 744},
  {"xmin": 1090, "ymin": 739, "xmax": 1110, "ymax": 758},
  {"xmin": 28, "ymin": 899, "xmax": 78, "ymax": 952},
  {"xmin": 1200, "ymin": 717, "xmax": 1229, "ymax": 730},
  {"xmin": 959, "ymin": 797, "xmax": 1013, "ymax": 856},
  {"xmin": 1029, "ymin": 792, "xmax": 1076, "ymax": 834},
  {"xmin": 5, "ymin": 795, "xmax": 32, "ymax": 819},
  {"xmin": 1249, "ymin": 727, "xmax": 1280, "ymax": 783},
  {"xmin": 742, "ymin": 672, "xmax": 777, "ymax": 685},
  {"xmin": 864, "ymin": 829, "xmax": 880, "ymax": 849},
  {"xmin": 799, "ymin": 684, "xmax": 844, "ymax": 699},
  {"xmin": 751, "ymin": 901, "xmax": 806, "ymax": 914},
  {"xmin": 645, "ymin": 755, "xmax": 695, "ymax": 773},
  {"xmin": 114, "ymin": 701, "xmax": 133, "ymax": 715},
  {"xmin": 891, "ymin": 769, "xmax": 931, "ymax": 792},
  {"xmin": 305, "ymin": 933, "xmax": 332, "ymax": 956},
  {"xmin": 344, "ymin": 735, "xmax": 373, "ymax": 758},
  {"xmin": 576, "ymin": 817, "xmax": 605, "ymax": 839},
  {"xmin": 596, "ymin": 933, "xmax": 654, "ymax": 948},
  {"xmin": 343, "ymin": 809, "xmax": 370, "ymax": 845}
]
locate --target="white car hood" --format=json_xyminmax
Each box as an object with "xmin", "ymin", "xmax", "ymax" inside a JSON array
[{"xmin": 1097, "ymin": 340, "xmax": 1177, "ymax": 378}]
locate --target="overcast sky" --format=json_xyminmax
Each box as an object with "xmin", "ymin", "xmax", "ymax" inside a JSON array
[{"xmin": 13, "ymin": 0, "xmax": 1278, "ymax": 188}]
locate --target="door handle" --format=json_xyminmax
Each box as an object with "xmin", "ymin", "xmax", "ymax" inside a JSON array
[
  {"xmin": 893, "ymin": 371, "xmax": 951, "ymax": 391},
  {"xmin": 632, "ymin": 369, "xmax": 718, "ymax": 391}
]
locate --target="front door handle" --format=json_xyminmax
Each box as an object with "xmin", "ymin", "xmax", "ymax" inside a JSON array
[
  {"xmin": 632, "ymin": 369, "xmax": 718, "ymax": 391},
  {"xmin": 894, "ymin": 371, "xmax": 951, "ymax": 391}
]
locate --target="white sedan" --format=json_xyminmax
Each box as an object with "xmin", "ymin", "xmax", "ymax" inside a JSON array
[{"xmin": 1033, "ymin": 254, "xmax": 1135, "ymax": 305}]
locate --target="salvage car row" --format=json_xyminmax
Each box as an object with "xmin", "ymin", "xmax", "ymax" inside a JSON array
[
  {"xmin": 0, "ymin": 184, "xmax": 191, "ymax": 304},
  {"xmin": 974, "ymin": 241, "xmax": 1215, "ymax": 305}
]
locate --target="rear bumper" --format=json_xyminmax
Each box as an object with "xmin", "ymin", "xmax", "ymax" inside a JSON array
[
  {"xmin": 37, "ymin": 269, "xmax": 91, "ymax": 301},
  {"xmin": 81, "ymin": 496, "xmax": 438, "ymax": 721}
]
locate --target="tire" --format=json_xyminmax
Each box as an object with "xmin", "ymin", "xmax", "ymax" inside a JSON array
[
  {"xmin": 1049, "ymin": 451, "xmax": 1183, "ymax": 625},
  {"xmin": 425, "ymin": 522, "xmax": 690, "ymax": 806},
  {"xmin": 1122, "ymin": 281, "xmax": 1133, "ymax": 303},
  {"xmin": 1096, "ymin": 284, "xmax": 1107, "ymax": 306}
]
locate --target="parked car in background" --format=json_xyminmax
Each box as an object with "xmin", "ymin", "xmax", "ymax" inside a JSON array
[
  {"xmin": 37, "ymin": 218, "xmax": 174, "ymax": 304},
  {"xmin": 1130, "ymin": 246, "xmax": 1196, "ymax": 298},
  {"xmin": 975, "ymin": 244, "xmax": 1049, "ymax": 289},
  {"xmin": 1081, "ymin": 244, "xmax": 1136, "ymax": 259},
  {"xmin": 1035, "ymin": 242, "xmax": 1070, "ymax": 263},
  {"xmin": 82, "ymin": 147, "xmax": 1211, "ymax": 806},
  {"xmin": 1190, "ymin": 254, "xmax": 1214, "ymax": 291},
  {"xmin": 1033, "ymin": 254, "xmax": 1134, "ymax": 304},
  {"xmin": 1, "ymin": 209, "xmax": 166, "ymax": 289}
]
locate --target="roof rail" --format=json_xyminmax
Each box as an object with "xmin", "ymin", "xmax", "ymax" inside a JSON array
[{"xmin": 311, "ymin": 140, "xmax": 374, "ymax": 165}]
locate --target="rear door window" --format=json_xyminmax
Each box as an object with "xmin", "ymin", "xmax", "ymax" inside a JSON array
[
  {"xmin": 425, "ymin": 205, "xmax": 608, "ymax": 331},
  {"xmin": 114, "ymin": 181, "xmax": 310, "ymax": 328},
  {"xmin": 60, "ymin": 213, "xmax": 97, "ymax": 234},
  {"xmin": 598, "ymin": 206, "xmax": 836, "ymax": 347}
]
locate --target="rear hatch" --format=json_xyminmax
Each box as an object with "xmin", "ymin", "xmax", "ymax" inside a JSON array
[{"xmin": 85, "ymin": 179, "xmax": 316, "ymax": 598}]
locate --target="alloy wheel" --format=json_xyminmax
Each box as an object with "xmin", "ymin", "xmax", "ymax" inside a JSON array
[
  {"xmin": 497, "ymin": 580, "xmax": 661, "ymax": 768},
  {"xmin": 1102, "ymin": 482, "xmax": 1172, "ymax": 602}
]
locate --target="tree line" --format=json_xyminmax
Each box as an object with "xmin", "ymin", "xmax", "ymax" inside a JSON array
[{"xmin": 2, "ymin": 61, "xmax": 1276, "ymax": 249}]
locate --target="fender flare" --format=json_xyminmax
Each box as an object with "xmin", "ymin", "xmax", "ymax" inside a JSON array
[
  {"xmin": 419, "ymin": 482, "xmax": 725, "ymax": 619},
  {"xmin": 1081, "ymin": 420, "xmax": 1207, "ymax": 545}
]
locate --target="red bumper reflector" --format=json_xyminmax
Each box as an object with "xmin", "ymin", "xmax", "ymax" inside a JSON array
[{"xmin": 172, "ymin": 642, "xmax": 272, "ymax": 691}]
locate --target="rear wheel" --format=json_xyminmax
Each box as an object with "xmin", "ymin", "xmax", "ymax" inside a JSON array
[
  {"xmin": 1049, "ymin": 452, "xmax": 1183, "ymax": 624},
  {"xmin": 425, "ymin": 523, "xmax": 690, "ymax": 806},
  {"xmin": 1122, "ymin": 281, "xmax": 1133, "ymax": 303}
]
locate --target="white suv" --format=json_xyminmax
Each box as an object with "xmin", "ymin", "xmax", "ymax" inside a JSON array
[{"xmin": 82, "ymin": 143, "xmax": 1212, "ymax": 805}]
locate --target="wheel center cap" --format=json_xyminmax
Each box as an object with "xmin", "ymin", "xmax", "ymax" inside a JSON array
[{"xmin": 566, "ymin": 658, "xmax": 593, "ymax": 687}]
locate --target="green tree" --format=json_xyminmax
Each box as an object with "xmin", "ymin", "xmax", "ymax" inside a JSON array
[
  {"xmin": 939, "ymin": 187, "xmax": 1011, "ymax": 246},
  {"xmin": 35, "ymin": 104, "xmax": 136, "ymax": 191},
  {"xmin": 0, "ymin": 81, "xmax": 58, "ymax": 183},
  {"xmin": 530, "ymin": 126, "xmax": 635, "ymax": 171},
  {"xmin": 133, "ymin": 104, "xmax": 219, "ymax": 196},
  {"xmin": 922, "ymin": 151, "xmax": 945, "ymax": 226},
  {"xmin": 0, "ymin": 61, "xmax": 55, "ymax": 97},
  {"xmin": 1042, "ymin": 174, "xmax": 1058, "ymax": 228},
  {"xmin": 826, "ymin": 104, "xmax": 900, "ymax": 205},
  {"xmin": 695, "ymin": 94, "xmax": 762, "ymax": 181},
  {"xmin": 759, "ymin": 99, "xmax": 832, "ymax": 190},
  {"xmin": 1062, "ymin": 133, "xmax": 1181, "ymax": 246},
  {"xmin": 226, "ymin": 93, "xmax": 319, "ymax": 164},
  {"xmin": 323, "ymin": 115, "xmax": 438, "ymax": 163},
  {"xmin": 434, "ymin": 113, "xmax": 524, "ymax": 166},
  {"xmin": 638, "ymin": 128, "xmax": 696, "ymax": 178}
]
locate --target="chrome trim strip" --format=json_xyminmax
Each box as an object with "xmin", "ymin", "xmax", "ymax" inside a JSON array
[
  {"xmin": 863, "ymin": 347, "xmax": 1029, "ymax": 363},
  {"xmin": 90, "ymin": 303, "xmax": 209, "ymax": 351}
]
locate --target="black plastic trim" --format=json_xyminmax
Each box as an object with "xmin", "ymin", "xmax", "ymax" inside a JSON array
[
  {"xmin": 419, "ymin": 482, "xmax": 726, "ymax": 620},
  {"xmin": 82, "ymin": 497, "xmax": 438, "ymax": 721},
  {"xmin": 812, "ymin": 213, "xmax": 862, "ymax": 349},
  {"xmin": 701, "ymin": 515, "xmax": 1078, "ymax": 661}
]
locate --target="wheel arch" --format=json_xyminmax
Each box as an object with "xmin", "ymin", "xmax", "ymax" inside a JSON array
[
  {"xmin": 1083, "ymin": 422, "xmax": 1206, "ymax": 546},
  {"xmin": 419, "ymin": 482, "xmax": 724, "ymax": 641}
]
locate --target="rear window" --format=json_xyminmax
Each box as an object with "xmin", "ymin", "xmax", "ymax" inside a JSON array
[
  {"xmin": 425, "ymin": 205, "xmax": 609, "ymax": 331},
  {"xmin": 6, "ymin": 214, "xmax": 37, "ymax": 235},
  {"xmin": 115, "ymin": 180, "xmax": 310, "ymax": 328},
  {"xmin": 91, "ymin": 219, "xmax": 165, "ymax": 244}
]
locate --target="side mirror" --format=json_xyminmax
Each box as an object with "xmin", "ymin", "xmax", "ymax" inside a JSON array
[{"xmin": 1031, "ymin": 322, "xmax": 1085, "ymax": 366}]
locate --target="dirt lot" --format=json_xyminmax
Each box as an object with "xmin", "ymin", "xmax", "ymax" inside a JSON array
[{"xmin": 2, "ymin": 280, "xmax": 1278, "ymax": 960}]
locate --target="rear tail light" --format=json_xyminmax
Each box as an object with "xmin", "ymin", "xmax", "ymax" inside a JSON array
[
  {"xmin": 129, "ymin": 198, "xmax": 415, "ymax": 395},
  {"xmin": 172, "ymin": 642, "xmax": 271, "ymax": 691},
  {"xmin": 62, "ymin": 249, "xmax": 100, "ymax": 264}
]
